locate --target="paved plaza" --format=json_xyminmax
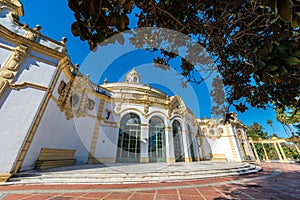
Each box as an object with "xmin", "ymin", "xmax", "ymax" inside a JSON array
[{"xmin": 0, "ymin": 162, "xmax": 299, "ymax": 199}]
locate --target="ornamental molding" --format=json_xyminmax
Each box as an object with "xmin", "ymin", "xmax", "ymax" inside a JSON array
[
  {"xmin": 0, "ymin": 44, "xmax": 28, "ymax": 98},
  {"xmin": 0, "ymin": 24, "xmax": 66, "ymax": 60},
  {"xmin": 57, "ymin": 76, "xmax": 95, "ymax": 120}
]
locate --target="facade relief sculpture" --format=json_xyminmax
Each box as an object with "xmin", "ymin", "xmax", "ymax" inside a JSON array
[{"xmin": 0, "ymin": 44, "xmax": 28, "ymax": 97}]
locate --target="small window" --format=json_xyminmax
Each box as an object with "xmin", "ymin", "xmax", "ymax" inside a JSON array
[
  {"xmin": 133, "ymin": 76, "xmax": 138, "ymax": 82},
  {"xmin": 106, "ymin": 110, "xmax": 111, "ymax": 120},
  {"xmin": 58, "ymin": 80, "xmax": 67, "ymax": 94},
  {"xmin": 88, "ymin": 99, "xmax": 95, "ymax": 110},
  {"xmin": 70, "ymin": 94, "xmax": 79, "ymax": 106}
]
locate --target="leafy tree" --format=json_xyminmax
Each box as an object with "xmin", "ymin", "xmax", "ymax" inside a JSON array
[
  {"xmin": 276, "ymin": 107, "xmax": 300, "ymax": 136},
  {"xmin": 282, "ymin": 144, "xmax": 300, "ymax": 162},
  {"xmin": 67, "ymin": 0, "xmax": 300, "ymax": 115},
  {"xmin": 246, "ymin": 122, "xmax": 268, "ymax": 140},
  {"xmin": 246, "ymin": 122, "xmax": 269, "ymax": 160}
]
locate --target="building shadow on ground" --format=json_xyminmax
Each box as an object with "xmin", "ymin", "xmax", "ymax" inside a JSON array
[{"xmin": 212, "ymin": 163, "xmax": 300, "ymax": 199}]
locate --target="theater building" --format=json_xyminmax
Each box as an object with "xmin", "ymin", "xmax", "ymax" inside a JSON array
[{"xmin": 0, "ymin": 0, "xmax": 255, "ymax": 182}]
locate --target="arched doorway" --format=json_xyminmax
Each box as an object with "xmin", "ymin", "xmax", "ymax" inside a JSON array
[
  {"xmin": 173, "ymin": 120, "xmax": 184, "ymax": 162},
  {"xmin": 116, "ymin": 113, "xmax": 141, "ymax": 163},
  {"xmin": 148, "ymin": 116, "xmax": 166, "ymax": 162}
]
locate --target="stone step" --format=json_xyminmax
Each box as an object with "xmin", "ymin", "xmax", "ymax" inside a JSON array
[
  {"xmin": 7, "ymin": 162, "xmax": 261, "ymax": 184},
  {"xmin": 12, "ymin": 165, "xmax": 256, "ymax": 178}
]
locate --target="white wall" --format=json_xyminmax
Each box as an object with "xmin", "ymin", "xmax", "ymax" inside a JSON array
[
  {"xmin": 0, "ymin": 37, "xmax": 16, "ymax": 49},
  {"xmin": 14, "ymin": 57, "xmax": 56, "ymax": 87},
  {"xmin": 0, "ymin": 9, "xmax": 27, "ymax": 37},
  {"xmin": 0, "ymin": 52, "xmax": 58, "ymax": 173},
  {"xmin": 0, "ymin": 45, "xmax": 12, "ymax": 69},
  {"xmin": 21, "ymin": 74, "xmax": 100, "ymax": 171},
  {"xmin": 95, "ymin": 124, "xmax": 119, "ymax": 160},
  {"xmin": 0, "ymin": 88, "xmax": 46, "ymax": 173}
]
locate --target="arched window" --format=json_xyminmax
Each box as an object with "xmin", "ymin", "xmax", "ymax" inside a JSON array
[
  {"xmin": 149, "ymin": 117, "xmax": 166, "ymax": 162},
  {"xmin": 173, "ymin": 120, "xmax": 184, "ymax": 162},
  {"xmin": 116, "ymin": 113, "xmax": 141, "ymax": 163}
]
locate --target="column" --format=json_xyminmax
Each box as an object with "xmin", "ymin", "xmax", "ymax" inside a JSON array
[
  {"xmin": 273, "ymin": 142, "xmax": 283, "ymax": 161},
  {"xmin": 261, "ymin": 143, "xmax": 270, "ymax": 162},
  {"xmin": 194, "ymin": 135, "xmax": 201, "ymax": 161},
  {"xmin": 199, "ymin": 133, "xmax": 206, "ymax": 160},
  {"xmin": 295, "ymin": 144, "xmax": 300, "ymax": 154},
  {"xmin": 165, "ymin": 126, "xmax": 175, "ymax": 163},
  {"xmin": 277, "ymin": 142, "xmax": 288, "ymax": 162},
  {"xmin": 182, "ymin": 130, "xmax": 190, "ymax": 162},
  {"xmin": 250, "ymin": 142, "xmax": 260, "ymax": 162},
  {"xmin": 88, "ymin": 100, "xmax": 104, "ymax": 164},
  {"xmin": 140, "ymin": 124, "xmax": 149, "ymax": 163}
]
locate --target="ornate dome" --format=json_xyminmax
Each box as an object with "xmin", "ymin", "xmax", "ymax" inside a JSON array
[{"xmin": 125, "ymin": 68, "xmax": 140, "ymax": 83}]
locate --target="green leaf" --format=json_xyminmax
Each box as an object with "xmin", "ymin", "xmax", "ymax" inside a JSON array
[
  {"xmin": 265, "ymin": 65, "xmax": 279, "ymax": 72},
  {"xmin": 283, "ymin": 56, "xmax": 300, "ymax": 66},
  {"xmin": 68, "ymin": 0, "xmax": 79, "ymax": 12},
  {"xmin": 89, "ymin": 0, "xmax": 100, "ymax": 19},
  {"xmin": 292, "ymin": 13, "xmax": 300, "ymax": 27},
  {"xmin": 292, "ymin": 50, "xmax": 300, "ymax": 57},
  {"xmin": 118, "ymin": 14, "xmax": 129, "ymax": 29},
  {"xmin": 278, "ymin": 66, "xmax": 289, "ymax": 75},
  {"xmin": 277, "ymin": 0, "xmax": 293, "ymax": 22},
  {"xmin": 71, "ymin": 22, "xmax": 81, "ymax": 37},
  {"xmin": 270, "ymin": 15, "xmax": 280, "ymax": 24},
  {"xmin": 123, "ymin": 0, "xmax": 134, "ymax": 12}
]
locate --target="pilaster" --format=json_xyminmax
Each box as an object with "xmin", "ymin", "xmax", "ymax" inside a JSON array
[
  {"xmin": 0, "ymin": 174, "xmax": 11, "ymax": 182},
  {"xmin": 225, "ymin": 124, "xmax": 238, "ymax": 161},
  {"xmin": 181, "ymin": 130, "xmax": 190, "ymax": 162},
  {"xmin": 88, "ymin": 100, "xmax": 105, "ymax": 164},
  {"xmin": 140, "ymin": 124, "xmax": 149, "ymax": 163},
  {"xmin": 165, "ymin": 126, "xmax": 175, "ymax": 162}
]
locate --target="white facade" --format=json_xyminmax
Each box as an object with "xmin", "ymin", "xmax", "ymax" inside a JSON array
[{"xmin": 0, "ymin": 0, "xmax": 255, "ymax": 181}]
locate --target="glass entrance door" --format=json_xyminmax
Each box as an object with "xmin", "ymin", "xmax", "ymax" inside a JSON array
[
  {"xmin": 149, "ymin": 127, "xmax": 166, "ymax": 162},
  {"xmin": 149, "ymin": 117, "xmax": 166, "ymax": 162},
  {"xmin": 117, "ymin": 114, "xmax": 141, "ymax": 163}
]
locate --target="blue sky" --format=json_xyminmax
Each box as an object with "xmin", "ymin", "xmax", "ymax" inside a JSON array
[{"xmin": 20, "ymin": 0, "xmax": 292, "ymax": 137}]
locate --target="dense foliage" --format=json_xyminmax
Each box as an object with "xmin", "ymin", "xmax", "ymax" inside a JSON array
[{"xmin": 67, "ymin": 0, "xmax": 300, "ymax": 117}]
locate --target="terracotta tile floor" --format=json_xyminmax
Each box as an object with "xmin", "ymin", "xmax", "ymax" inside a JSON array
[{"xmin": 0, "ymin": 163, "xmax": 299, "ymax": 200}]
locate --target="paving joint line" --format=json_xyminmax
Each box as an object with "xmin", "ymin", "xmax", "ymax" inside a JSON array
[
  {"xmin": 0, "ymin": 193, "xmax": 7, "ymax": 200},
  {"xmin": 0, "ymin": 170, "xmax": 281, "ymax": 195}
]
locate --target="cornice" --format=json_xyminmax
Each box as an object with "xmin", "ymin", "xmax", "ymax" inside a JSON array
[
  {"xmin": 0, "ymin": 24, "xmax": 66, "ymax": 61},
  {"xmin": 10, "ymin": 81, "xmax": 48, "ymax": 91}
]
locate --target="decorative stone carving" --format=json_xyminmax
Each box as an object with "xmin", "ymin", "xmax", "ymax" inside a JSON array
[
  {"xmin": 115, "ymin": 102, "xmax": 121, "ymax": 113},
  {"xmin": 0, "ymin": 45, "xmax": 28, "ymax": 99},
  {"xmin": 169, "ymin": 96, "xmax": 184, "ymax": 117},
  {"xmin": 61, "ymin": 37, "xmax": 68, "ymax": 54},
  {"xmin": 57, "ymin": 76, "xmax": 94, "ymax": 120},
  {"xmin": 0, "ymin": 71, "xmax": 14, "ymax": 79},
  {"xmin": 6, "ymin": 45, "xmax": 28, "ymax": 71},
  {"xmin": 0, "ymin": 79, "xmax": 8, "ymax": 94},
  {"xmin": 206, "ymin": 125, "xmax": 222, "ymax": 141},
  {"xmin": 25, "ymin": 25, "xmax": 41, "ymax": 41},
  {"xmin": 144, "ymin": 105, "xmax": 149, "ymax": 114}
]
